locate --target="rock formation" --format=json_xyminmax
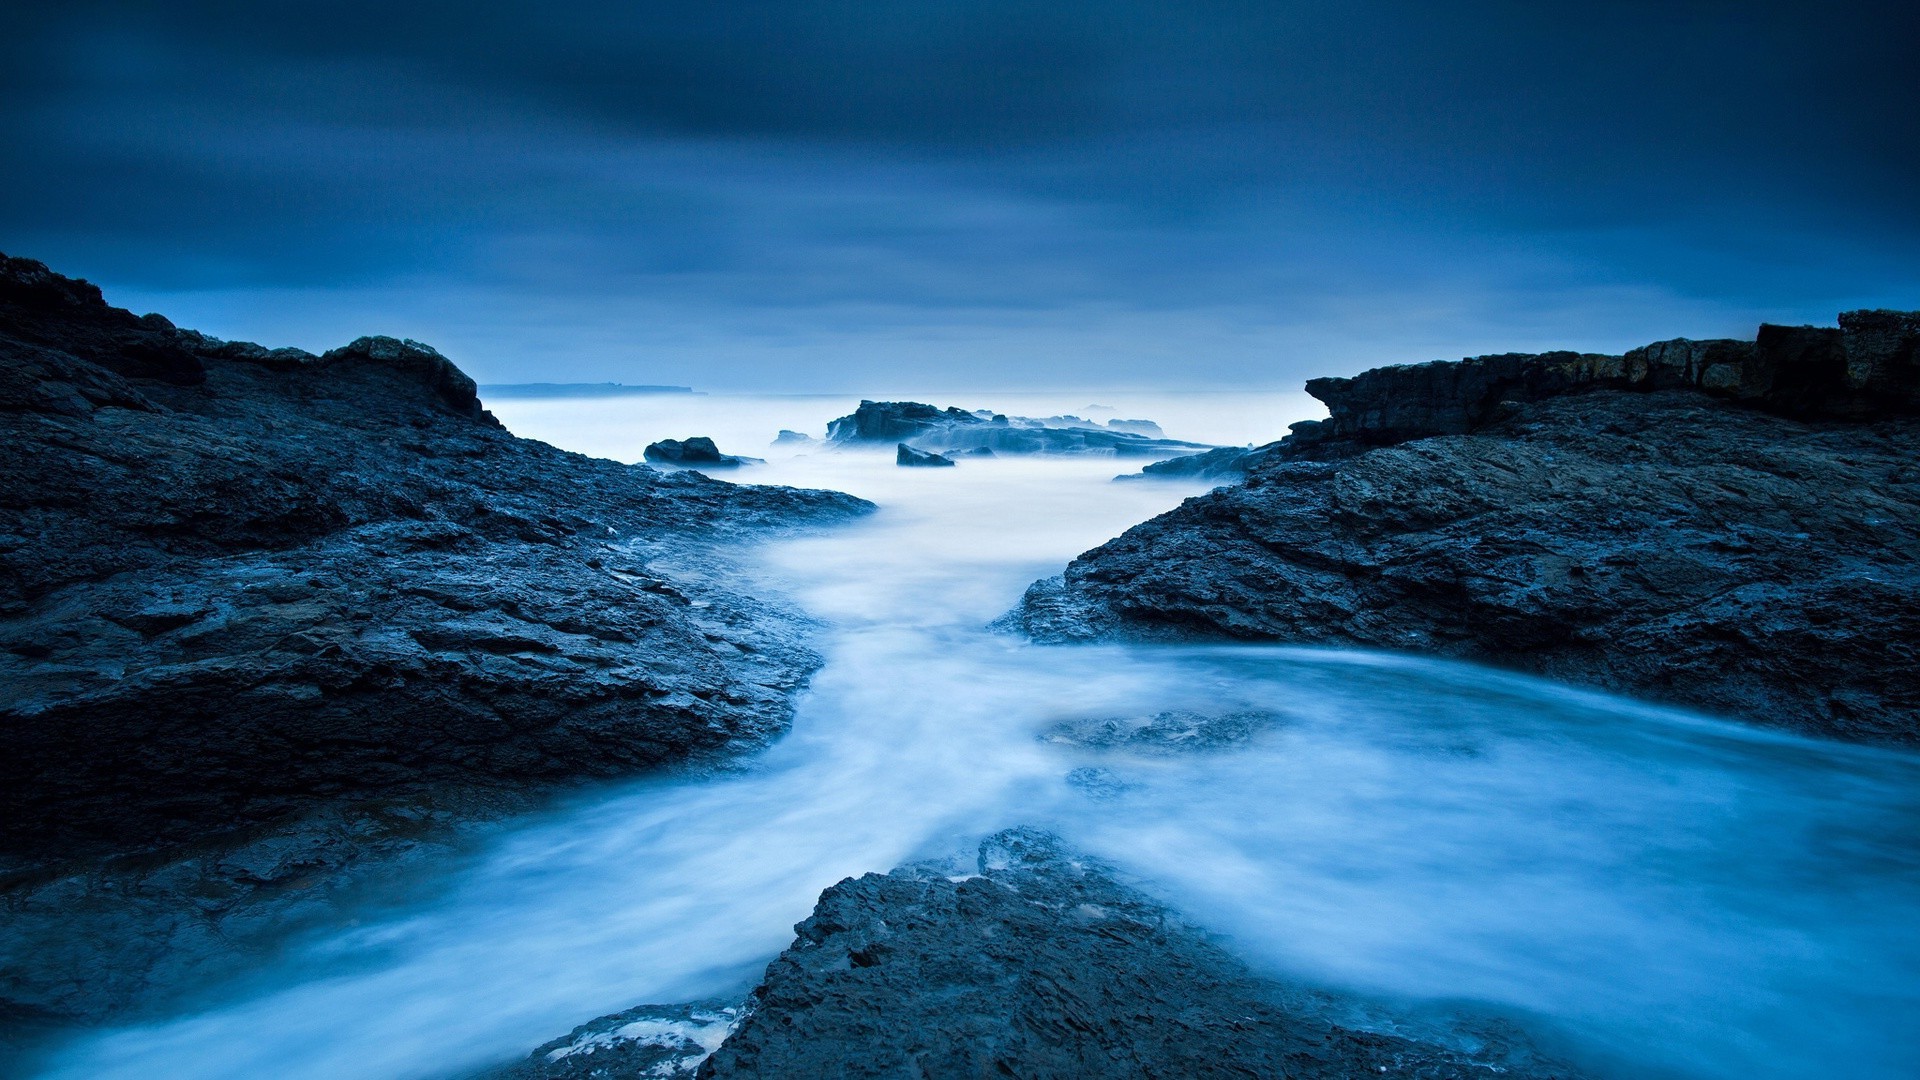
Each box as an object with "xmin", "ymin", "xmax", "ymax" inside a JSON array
[
  {"xmin": 829, "ymin": 400, "xmax": 1213, "ymax": 458},
  {"xmin": 0, "ymin": 253, "xmax": 872, "ymax": 1027},
  {"xmin": 643, "ymin": 436, "xmax": 761, "ymax": 468},
  {"xmin": 895, "ymin": 443, "xmax": 956, "ymax": 467},
  {"xmin": 1011, "ymin": 312, "xmax": 1920, "ymax": 744},
  {"xmin": 507, "ymin": 830, "xmax": 1581, "ymax": 1078}
]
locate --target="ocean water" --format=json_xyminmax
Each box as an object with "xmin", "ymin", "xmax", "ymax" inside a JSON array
[{"xmin": 36, "ymin": 392, "xmax": 1920, "ymax": 1080}]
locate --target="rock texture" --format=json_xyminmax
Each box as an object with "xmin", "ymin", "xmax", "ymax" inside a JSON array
[
  {"xmin": 1012, "ymin": 313, "xmax": 1920, "ymax": 744},
  {"xmin": 0, "ymin": 253, "xmax": 871, "ymax": 1027},
  {"xmin": 829, "ymin": 400, "xmax": 1212, "ymax": 458},
  {"xmin": 494, "ymin": 1000, "xmax": 744, "ymax": 1080},
  {"xmin": 895, "ymin": 443, "xmax": 956, "ymax": 467},
  {"xmin": 689, "ymin": 829, "xmax": 1579, "ymax": 1079},
  {"xmin": 643, "ymin": 436, "xmax": 760, "ymax": 468}
]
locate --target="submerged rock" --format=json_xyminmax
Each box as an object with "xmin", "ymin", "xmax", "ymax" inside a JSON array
[
  {"xmin": 829, "ymin": 399, "xmax": 1212, "ymax": 458},
  {"xmin": 689, "ymin": 829, "xmax": 1581, "ymax": 1078},
  {"xmin": 1042, "ymin": 709, "xmax": 1283, "ymax": 753},
  {"xmin": 0, "ymin": 253, "xmax": 873, "ymax": 1027},
  {"xmin": 643, "ymin": 436, "xmax": 761, "ymax": 468},
  {"xmin": 1009, "ymin": 311, "xmax": 1920, "ymax": 744},
  {"xmin": 895, "ymin": 442, "xmax": 956, "ymax": 467}
]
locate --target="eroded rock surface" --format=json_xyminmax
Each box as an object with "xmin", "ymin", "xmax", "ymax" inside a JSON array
[
  {"xmin": 691, "ymin": 829, "xmax": 1580, "ymax": 1078},
  {"xmin": 0, "ymin": 254, "xmax": 872, "ymax": 1027},
  {"xmin": 1012, "ymin": 313, "xmax": 1920, "ymax": 744}
]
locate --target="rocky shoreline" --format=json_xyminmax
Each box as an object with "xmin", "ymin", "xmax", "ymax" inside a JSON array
[
  {"xmin": 0, "ymin": 255, "xmax": 871, "ymax": 1032},
  {"xmin": 1013, "ymin": 312, "xmax": 1920, "ymax": 743}
]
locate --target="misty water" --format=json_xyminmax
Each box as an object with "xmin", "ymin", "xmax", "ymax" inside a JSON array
[{"xmin": 40, "ymin": 392, "xmax": 1920, "ymax": 1080}]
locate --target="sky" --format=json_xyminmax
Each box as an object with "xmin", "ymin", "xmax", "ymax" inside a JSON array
[{"xmin": 3, "ymin": 1, "xmax": 1916, "ymax": 392}]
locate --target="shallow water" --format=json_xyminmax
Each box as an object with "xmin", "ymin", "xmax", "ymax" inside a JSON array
[{"xmin": 39, "ymin": 393, "xmax": 1920, "ymax": 1080}]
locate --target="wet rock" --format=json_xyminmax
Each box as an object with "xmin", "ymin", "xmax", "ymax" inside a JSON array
[
  {"xmin": 1042, "ymin": 709, "xmax": 1283, "ymax": 753},
  {"xmin": 1127, "ymin": 441, "xmax": 1282, "ymax": 482},
  {"xmin": 0, "ymin": 253, "xmax": 874, "ymax": 1026},
  {"xmin": 695, "ymin": 829, "xmax": 1583, "ymax": 1079},
  {"xmin": 895, "ymin": 443, "xmax": 956, "ymax": 467},
  {"xmin": 643, "ymin": 436, "xmax": 761, "ymax": 468},
  {"xmin": 830, "ymin": 400, "xmax": 1212, "ymax": 458},
  {"xmin": 1009, "ymin": 311, "xmax": 1920, "ymax": 744},
  {"xmin": 492, "ymin": 1000, "xmax": 745, "ymax": 1080}
]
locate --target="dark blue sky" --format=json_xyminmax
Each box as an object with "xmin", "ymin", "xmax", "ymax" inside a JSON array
[{"xmin": 4, "ymin": 1, "xmax": 1916, "ymax": 390}]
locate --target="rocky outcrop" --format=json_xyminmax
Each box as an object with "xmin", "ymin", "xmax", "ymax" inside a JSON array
[
  {"xmin": 643, "ymin": 436, "xmax": 760, "ymax": 468},
  {"xmin": 679, "ymin": 830, "xmax": 1579, "ymax": 1078},
  {"xmin": 0, "ymin": 254, "xmax": 872, "ymax": 1027},
  {"xmin": 1128, "ymin": 440, "xmax": 1284, "ymax": 482},
  {"xmin": 828, "ymin": 400, "xmax": 1213, "ymax": 458},
  {"xmin": 494, "ymin": 1000, "xmax": 744, "ymax": 1080},
  {"xmin": 1010, "ymin": 311, "xmax": 1920, "ymax": 744},
  {"xmin": 895, "ymin": 443, "xmax": 956, "ymax": 467}
]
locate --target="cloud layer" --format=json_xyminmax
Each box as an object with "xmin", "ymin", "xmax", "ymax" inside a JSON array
[{"xmin": 4, "ymin": 2, "xmax": 1915, "ymax": 389}]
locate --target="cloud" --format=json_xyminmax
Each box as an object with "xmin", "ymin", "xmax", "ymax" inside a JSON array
[{"xmin": 2, "ymin": 2, "xmax": 1915, "ymax": 389}]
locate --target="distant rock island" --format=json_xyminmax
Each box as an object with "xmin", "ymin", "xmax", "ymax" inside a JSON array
[
  {"xmin": 827, "ymin": 399, "xmax": 1212, "ymax": 458},
  {"xmin": 1013, "ymin": 310, "xmax": 1920, "ymax": 744},
  {"xmin": 481, "ymin": 381, "xmax": 698, "ymax": 398},
  {"xmin": 0, "ymin": 253, "xmax": 870, "ymax": 1029}
]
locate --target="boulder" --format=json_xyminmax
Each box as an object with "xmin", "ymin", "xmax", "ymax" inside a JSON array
[{"xmin": 643, "ymin": 436, "xmax": 760, "ymax": 468}]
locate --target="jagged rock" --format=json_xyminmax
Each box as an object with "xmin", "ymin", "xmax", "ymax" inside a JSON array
[
  {"xmin": 1284, "ymin": 312, "xmax": 1920, "ymax": 460},
  {"xmin": 830, "ymin": 400, "xmax": 1211, "ymax": 458},
  {"xmin": 0, "ymin": 253, "xmax": 873, "ymax": 1027},
  {"xmin": 827, "ymin": 400, "xmax": 984, "ymax": 442},
  {"xmin": 771, "ymin": 429, "xmax": 813, "ymax": 445},
  {"xmin": 1009, "ymin": 312, "xmax": 1920, "ymax": 745},
  {"xmin": 492, "ymin": 1000, "xmax": 745, "ymax": 1079},
  {"xmin": 1104, "ymin": 418, "xmax": 1164, "ymax": 437},
  {"xmin": 692, "ymin": 829, "xmax": 1581, "ymax": 1079},
  {"xmin": 895, "ymin": 443, "xmax": 956, "ymax": 467},
  {"xmin": 1127, "ymin": 441, "xmax": 1281, "ymax": 482},
  {"xmin": 644, "ymin": 436, "xmax": 760, "ymax": 468}
]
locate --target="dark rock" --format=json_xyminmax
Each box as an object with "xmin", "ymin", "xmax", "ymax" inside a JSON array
[
  {"xmin": 1128, "ymin": 441, "xmax": 1282, "ymax": 482},
  {"xmin": 0, "ymin": 253, "xmax": 874, "ymax": 1026},
  {"xmin": 644, "ymin": 437, "xmax": 760, "ymax": 468},
  {"xmin": 960, "ymin": 446, "xmax": 995, "ymax": 457},
  {"xmin": 895, "ymin": 443, "xmax": 956, "ymax": 467},
  {"xmin": 827, "ymin": 400, "xmax": 984, "ymax": 442},
  {"xmin": 830, "ymin": 400, "xmax": 1212, "ymax": 458},
  {"xmin": 1008, "ymin": 311, "xmax": 1920, "ymax": 745},
  {"xmin": 492, "ymin": 1000, "xmax": 744, "ymax": 1080},
  {"xmin": 1287, "ymin": 312, "xmax": 1920, "ymax": 461},
  {"xmin": 694, "ymin": 829, "xmax": 1582, "ymax": 1079}
]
